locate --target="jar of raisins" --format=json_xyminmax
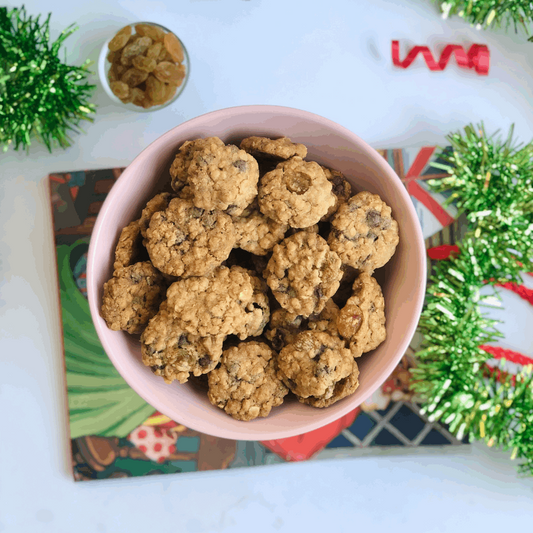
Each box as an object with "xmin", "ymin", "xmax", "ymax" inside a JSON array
[{"xmin": 98, "ymin": 22, "xmax": 189, "ymax": 111}]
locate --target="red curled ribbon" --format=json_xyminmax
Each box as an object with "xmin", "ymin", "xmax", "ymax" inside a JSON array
[{"xmin": 392, "ymin": 40, "xmax": 490, "ymax": 75}]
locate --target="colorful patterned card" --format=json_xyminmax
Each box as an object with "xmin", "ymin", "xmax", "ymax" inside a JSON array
[{"xmin": 49, "ymin": 148, "xmax": 467, "ymax": 481}]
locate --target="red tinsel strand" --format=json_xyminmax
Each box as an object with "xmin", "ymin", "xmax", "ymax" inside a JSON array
[
  {"xmin": 391, "ymin": 41, "xmax": 490, "ymax": 75},
  {"xmin": 427, "ymin": 244, "xmax": 460, "ymax": 260},
  {"xmin": 480, "ymin": 345, "xmax": 533, "ymax": 367},
  {"xmin": 495, "ymin": 282, "xmax": 533, "ymax": 305}
]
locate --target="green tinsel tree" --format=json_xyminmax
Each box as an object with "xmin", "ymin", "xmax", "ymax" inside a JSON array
[
  {"xmin": 436, "ymin": 1, "xmax": 533, "ymax": 37},
  {"xmin": 0, "ymin": 6, "xmax": 96, "ymax": 152},
  {"xmin": 411, "ymin": 124, "xmax": 533, "ymax": 475}
]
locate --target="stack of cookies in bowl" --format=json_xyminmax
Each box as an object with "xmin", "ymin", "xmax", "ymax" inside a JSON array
[{"xmin": 100, "ymin": 135, "xmax": 399, "ymax": 422}]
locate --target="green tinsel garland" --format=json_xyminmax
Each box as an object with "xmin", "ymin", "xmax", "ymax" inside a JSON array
[
  {"xmin": 411, "ymin": 124, "xmax": 533, "ymax": 475},
  {"xmin": 436, "ymin": 1, "xmax": 533, "ymax": 37},
  {"xmin": 0, "ymin": 6, "xmax": 96, "ymax": 152}
]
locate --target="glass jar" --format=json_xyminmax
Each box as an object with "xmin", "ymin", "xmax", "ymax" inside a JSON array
[{"xmin": 98, "ymin": 21, "xmax": 190, "ymax": 112}]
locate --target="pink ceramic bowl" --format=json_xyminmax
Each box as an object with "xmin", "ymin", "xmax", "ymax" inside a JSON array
[{"xmin": 87, "ymin": 105, "xmax": 426, "ymax": 441}]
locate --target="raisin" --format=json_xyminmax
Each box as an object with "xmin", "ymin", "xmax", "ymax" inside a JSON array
[
  {"xmin": 203, "ymin": 214, "xmax": 217, "ymax": 229},
  {"xmin": 108, "ymin": 68, "xmax": 118, "ymax": 83},
  {"xmin": 153, "ymin": 61, "xmax": 183, "ymax": 84},
  {"xmin": 108, "ymin": 25, "xmax": 132, "ymax": 52},
  {"xmin": 110, "ymin": 81, "xmax": 130, "ymax": 100},
  {"xmin": 120, "ymin": 92, "xmax": 133, "ymax": 104},
  {"xmin": 132, "ymin": 56, "xmax": 157, "ymax": 73},
  {"xmin": 160, "ymin": 83, "xmax": 178, "ymax": 104},
  {"xmin": 135, "ymin": 23, "xmax": 165, "ymax": 42},
  {"xmin": 130, "ymin": 87, "xmax": 145, "ymax": 106},
  {"xmin": 287, "ymin": 173, "xmax": 312, "ymax": 194},
  {"xmin": 225, "ymin": 205, "xmax": 239, "ymax": 215},
  {"xmin": 146, "ymin": 41, "xmax": 163, "ymax": 60},
  {"xmin": 121, "ymin": 36, "xmax": 153, "ymax": 66},
  {"xmin": 198, "ymin": 356, "xmax": 211, "ymax": 367},
  {"xmin": 164, "ymin": 32, "xmax": 185, "ymax": 63},
  {"xmin": 121, "ymin": 68, "xmax": 149, "ymax": 88},
  {"xmin": 366, "ymin": 210, "xmax": 382, "ymax": 227},
  {"xmin": 145, "ymin": 75, "xmax": 166, "ymax": 103},
  {"xmin": 158, "ymin": 46, "xmax": 172, "ymax": 62},
  {"xmin": 233, "ymin": 160, "xmax": 248, "ymax": 172},
  {"xmin": 114, "ymin": 64, "xmax": 126, "ymax": 77}
]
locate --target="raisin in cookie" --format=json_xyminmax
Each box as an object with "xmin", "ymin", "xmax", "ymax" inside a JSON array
[
  {"xmin": 145, "ymin": 198, "xmax": 235, "ymax": 278},
  {"xmin": 141, "ymin": 301, "xmax": 224, "ymax": 384},
  {"xmin": 166, "ymin": 266, "xmax": 269, "ymax": 339},
  {"xmin": 299, "ymin": 361, "xmax": 360, "ymax": 408},
  {"xmin": 258, "ymin": 157, "xmax": 335, "ymax": 228},
  {"xmin": 328, "ymin": 191, "xmax": 399, "ymax": 272},
  {"xmin": 320, "ymin": 166, "xmax": 352, "ymax": 221},
  {"xmin": 207, "ymin": 341, "xmax": 289, "ymax": 421},
  {"xmin": 264, "ymin": 232, "xmax": 342, "ymax": 317},
  {"xmin": 187, "ymin": 143, "xmax": 259, "ymax": 216},
  {"xmin": 233, "ymin": 203, "xmax": 288, "ymax": 256},
  {"xmin": 113, "ymin": 219, "xmax": 148, "ymax": 271},
  {"xmin": 277, "ymin": 331, "xmax": 353, "ymax": 400},
  {"xmin": 240, "ymin": 136, "xmax": 307, "ymax": 161},
  {"xmin": 101, "ymin": 261, "xmax": 166, "ymax": 334},
  {"xmin": 169, "ymin": 137, "xmax": 225, "ymax": 192},
  {"xmin": 337, "ymin": 272, "xmax": 386, "ymax": 357}
]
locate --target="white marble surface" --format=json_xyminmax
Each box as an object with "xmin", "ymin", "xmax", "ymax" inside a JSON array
[{"xmin": 1, "ymin": 0, "xmax": 533, "ymax": 531}]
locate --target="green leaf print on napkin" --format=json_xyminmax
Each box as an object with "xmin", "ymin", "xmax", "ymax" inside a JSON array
[{"xmin": 57, "ymin": 242, "xmax": 155, "ymax": 438}]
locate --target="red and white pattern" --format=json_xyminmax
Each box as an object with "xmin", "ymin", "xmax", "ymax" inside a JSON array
[{"xmin": 128, "ymin": 425, "xmax": 178, "ymax": 463}]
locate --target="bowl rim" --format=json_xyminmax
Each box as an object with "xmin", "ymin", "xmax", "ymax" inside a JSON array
[{"xmin": 87, "ymin": 104, "xmax": 427, "ymax": 441}]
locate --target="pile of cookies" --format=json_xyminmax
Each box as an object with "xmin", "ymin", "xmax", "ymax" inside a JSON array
[
  {"xmin": 106, "ymin": 23, "xmax": 186, "ymax": 109},
  {"xmin": 100, "ymin": 136, "xmax": 400, "ymax": 421}
]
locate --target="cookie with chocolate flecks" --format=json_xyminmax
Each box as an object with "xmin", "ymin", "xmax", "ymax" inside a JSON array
[
  {"xmin": 299, "ymin": 361, "xmax": 360, "ymax": 408},
  {"xmin": 145, "ymin": 198, "xmax": 236, "ymax": 278},
  {"xmin": 265, "ymin": 299, "xmax": 340, "ymax": 351},
  {"xmin": 232, "ymin": 200, "xmax": 288, "ymax": 256},
  {"xmin": 258, "ymin": 157, "xmax": 335, "ymax": 228},
  {"xmin": 337, "ymin": 272, "xmax": 386, "ymax": 357},
  {"xmin": 169, "ymin": 137, "xmax": 225, "ymax": 192},
  {"xmin": 187, "ymin": 143, "xmax": 259, "ymax": 216},
  {"xmin": 240, "ymin": 136, "xmax": 307, "ymax": 161},
  {"xmin": 207, "ymin": 341, "xmax": 288, "ymax": 421},
  {"xmin": 101, "ymin": 261, "xmax": 166, "ymax": 334},
  {"xmin": 113, "ymin": 219, "xmax": 149, "ymax": 271},
  {"xmin": 320, "ymin": 166, "xmax": 352, "ymax": 221},
  {"xmin": 165, "ymin": 265, "xmax": 269, "ymax": 340},
  {"xmin": 141, "ymin": 301, "xmax": 224, "ymax": 383},
  {"xmin": 264, "ymin": 231, "xmax": 342, "ymax": 317},
  {"xmin": 277, "ymin": 330, "xmax": 353, "ymax": 400},
  {"xmin": 328, "ymin": 191, "xmax": 399, "ymax": 272}
]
